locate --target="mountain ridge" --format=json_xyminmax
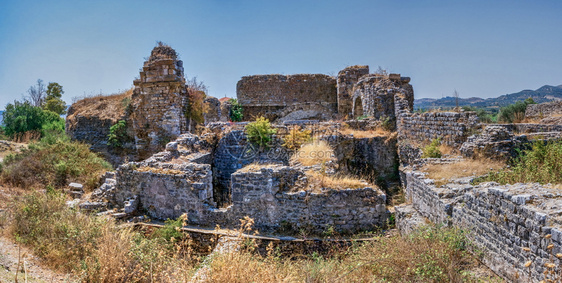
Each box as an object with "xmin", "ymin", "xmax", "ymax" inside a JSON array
[{"xmin": 415, "ymin": 85, "xmax": 562, "ymax": 109}]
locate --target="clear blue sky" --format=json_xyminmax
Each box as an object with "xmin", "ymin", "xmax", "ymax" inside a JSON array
[{"xmin": 1, "ymin": 0, "xmax": 561, "ymax": 109}]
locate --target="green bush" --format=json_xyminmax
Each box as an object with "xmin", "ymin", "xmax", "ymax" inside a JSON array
[
  {"xmin": 476, "ymin": 140, "xmax": 562, "ymax": 185},
  {"xmin": 498, "ymin": 98, "xmax": 535, "ymax": 123},
  {"xmin": 245, "ymin": 117, "xmax": 277, "ymax": 148},
  {"xmin": 2, "ymin": 100, "xmax": 65, "ymax": 140},
  {"xmin": 1, "ymin": 138, "xmax": 111, "ymax": 190},
  {"xmin": 422, "ymin": 138, "xmax": 442, "ymax": 158},
  {"xmin": 229, "ymin": 98, "xmax": 243, "ymax": 122},
  {"xmin": 108, "ymin": 120, "xmax": 130, "ymax": 148}
]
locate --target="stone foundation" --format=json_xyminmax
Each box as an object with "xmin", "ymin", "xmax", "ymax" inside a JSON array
[{"xmin": 399, "ymin": 169, "xmax": 562, "ymax": 282}]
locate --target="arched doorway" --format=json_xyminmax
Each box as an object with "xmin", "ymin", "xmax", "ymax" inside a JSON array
[{"xmin": 352, "ymin": 96, "xmax": 363, "ymax": 118}]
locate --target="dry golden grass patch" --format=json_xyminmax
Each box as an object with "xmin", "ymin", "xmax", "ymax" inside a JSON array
[
  {"xmin": 137, "ymin": 166, "xmax": 184, "ymax": 175},
  {"xmin": 66, "ymin": 88, "xmax": 133, "ymax": 126},
  {"xmin": 290, "ymin": 140, "xmax": 334, "ymax": 166},
  {"xmin": 422, "ymin": 158, "xmax": 505, "ymax": 186},
  {"xmin": 339, "ymin": 127, "xmax": 395, "ymax": 138},
  {"xmin": 238, "ymin": 162, "xmax": 281, "ymax": 172},
  {"xmin": 302, "ymin": 171, "xmax": 369, "ymax": 192}
]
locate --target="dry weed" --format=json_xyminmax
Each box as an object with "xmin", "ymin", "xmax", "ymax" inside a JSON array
[
  {"xmin": 290, "ymin": 140, "xmax": 334, "ymax": 166},
  {"xmin": 302, "ymin": 171, "xmax": 370, "ymax": 192},
  {"xmin": 422, "ymin": 158, "xmax": 505, "ymax": 186}
]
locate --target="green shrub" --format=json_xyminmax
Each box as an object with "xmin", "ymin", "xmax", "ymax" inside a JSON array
[
  {"xmin": 1, "ymin": 138, "xmax": 111, "ymax": 190},
  {"xmin": 107, "ymin": 120, "xmax": 130, "ymax": 148},
  {"xmin": 245, "ymin": 117, "xmax": 277, "ymax": 148},
  {"xmin": 229, "ymin": 98, "xmax": 243, "ymax": 122},
  {"xmin": 422, "ymin": 138, "xmax": 442, "ymax": 158},
  {"xmin": 498, "ymin": 98, "xmax": 535, "ymax": 123},
  {"xmin": 476, "ymin": 140, "xmax": 562, "ymax": 185},
  {"xmin": 2, "ymin": 100, "xmax": 65, "ymax": 140}
]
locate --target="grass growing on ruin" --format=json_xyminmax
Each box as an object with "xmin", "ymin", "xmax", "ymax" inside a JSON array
[
  {"xmin": 3, "ymin": 190, "xmax": 499, "ymax": 282},
  {"xmin": 476, "ymin": 140, "xmax": 562, "ymax": 185},
  {"xmin": 0, "ymin": 137, "xmax": 111, "ymax": 191},
  {"xmin": 67, "ymin": 88, "xmax": 133, "ymax": 122},
  {"xmin": 206, "ymin": 225, "xmax": 496, "ymax": 282},
  {"xmin": 290, "ymin": 140, "xmax": 334, "ymax": 166},
  {"xmin": 303, "ymin": 171, "xmax": 368, "ymax": 192},
  {"xmin": 422, "ymin": 159, "xmax": 505, "ymax": 186}
]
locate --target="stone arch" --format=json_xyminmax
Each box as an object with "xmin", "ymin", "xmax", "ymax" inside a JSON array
[{"xmin": 352, "ymin": 95, "xmax": 364, "ymax": 118}]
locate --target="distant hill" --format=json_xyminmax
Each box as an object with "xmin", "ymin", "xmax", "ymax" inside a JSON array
[{"xmin": 415, "ymin": 85, "xmax": 562, "ymax": 109}]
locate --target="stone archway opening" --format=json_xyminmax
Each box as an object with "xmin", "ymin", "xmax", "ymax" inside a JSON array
[{"xmin": 352, "ymin": 96, "xmax": 363, "ymax": 118}]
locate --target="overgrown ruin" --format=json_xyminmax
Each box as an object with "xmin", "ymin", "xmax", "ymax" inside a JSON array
[{"xmin": 66, "ymin": 44, "xmax": 562, "ymax": 282}]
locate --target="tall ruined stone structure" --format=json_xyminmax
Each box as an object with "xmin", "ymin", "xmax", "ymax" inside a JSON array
[
  {"xmin": 351, "ymin": 74, "xmax": 413, "ymax": 119},
  {"xmin": 336, "ymin": 65, "xmax": 370, "ymax": 117},
  {"xmin": 129, "ymin": 44, "xmax": 189, "ymax": 159}
]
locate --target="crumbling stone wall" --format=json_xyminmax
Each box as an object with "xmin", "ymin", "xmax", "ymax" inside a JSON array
[
  {"xmin": 115, "ymin": 162, "xmax": 214, "ymax": 221},
  {"xmin": 237, "ymin": 74, "xmax": 337, "ymax": 121},
  {"xmin": 398, "ymin": 111, "xmax": 480, "ymax": 145},
  {"xmin": 400, "ymin": 169, "xmax": 562, "ymax": 282},
  {"xmin": 129, "ymin": 44, "xmax": 189, "ymax": 159},
  {"xmin": 337, "ymin": 65, "xmax": 369, "ymax": 117},
  {"xmin": 203, "ymin": 96, "xmax": 221, "ymax": 124},
  {"xmin": 525, "ymin": 101, "xmax": 562, "ymax": 119},
  {"xmin": 351, "ymin": 74, "xmax": 413, "ymax": 120},
  {"xmin": 231, "ymin": 166, "xmax": 387, "ymax": 233}
]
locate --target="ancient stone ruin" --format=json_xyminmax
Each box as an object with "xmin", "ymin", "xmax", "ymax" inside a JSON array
[{"xmin": 66, "ymin": 43, "xmax": 562, "ymax": 282}]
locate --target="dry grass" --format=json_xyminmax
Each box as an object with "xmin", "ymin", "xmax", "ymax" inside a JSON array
[
  {"xmin": 290, "ymin": 140, "xmax": 334, "ymax": 166},
  {"xmin": 439, "ymin": 143, "xmax": 457, "ymax": 155},
  {"xmin": 302, "ymin": 171, "xmax": 369, "ymax": 192},
  {"xmin": 205, "ymin": 225, "xmax": 499, "ymax": 282},
  {"xmin": 238, "ymin": 162, "xmax": 281, "ymax": 173},
  {"xmin": 339, "ymin": 127, "xmax": 394, "ymax": 138},
  {"xmin": 4, "ymin": 190, "xmax": 500, "ymax": 282},
  {"xmin": 137, "ymin": 166, "xmax": 184, "ymax": 175},
  {"xmin": 422, "ymin": 158, "xmax": 505, "ymax": 186},
  {"xmin": 67, "ymin": 88, "xmax": 133, "ymax": 127}
]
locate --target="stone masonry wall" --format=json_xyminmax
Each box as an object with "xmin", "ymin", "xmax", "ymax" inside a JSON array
[
  {"xmin": 351, "ymin": 74, "xmax": 413, "ymax": 120},
  {"xmin": 337, "ymin": 65, "xmax": 369, "ymax": 117},
  {"xmin": 231, "ymin": 166, "xmax": 387, "ymax": 233},
  {"xmin": 115, "ymin": 162, "xmax": 214, "ymax": 222},
  {"xmin": 525, "ymin": 101, "xmax": 562, "ymax": 119},
  {"xmin": 398, "ymin": 111, "xmax": 480, "ymax": 145},
  {"xmin": 129, "ymin": 45, "xmax": 189, "ymax": 159},
  {"xmin": 236, "ymin": 74, "xmax": 337, "ymax": 121},
  {"xmin": 401, "ymin": 169, "xmax": 562, "ymax": 282}
]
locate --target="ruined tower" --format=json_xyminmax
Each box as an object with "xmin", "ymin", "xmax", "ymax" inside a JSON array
[{"xmin": 129, "ymin": 43, "xmax": 189, "ymax": 159}]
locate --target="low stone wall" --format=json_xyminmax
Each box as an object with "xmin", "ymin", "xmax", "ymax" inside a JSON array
[
  {"xmin": 231, "ymin": 166, "xmax": 387, "ymax": 233},
  {"xmin": 495, "ymin": 123, "xmax": 562, "ymax": 134},
  {"xmin": 115, "ymin": 162, "xmax": 214, "ymax": 221},
  {"xmin": 398, "ymin": 111, "xmax": 480, "ymax": 145},
  {"xmin": 400, "ymin": 169, "xmax": 562, "ymax": 282}
]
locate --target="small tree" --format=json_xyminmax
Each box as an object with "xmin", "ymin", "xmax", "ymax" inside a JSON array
[
  {"xmin": 229, "ymin": 98, "xmax": 243, "ymax": 122},
  {"xmin": 245, "ymin": 117, "xmax": 277, "ymax": 148},
  {"xmin": 44, "ymin": 82, "xmax": 67, "ymax": 115},
  {"xmin": 27, "ymin": 79, "xmax": 47, "ymax": 107}
]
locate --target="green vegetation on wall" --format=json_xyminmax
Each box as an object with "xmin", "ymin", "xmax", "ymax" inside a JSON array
[
  {"xmin": 421, "ymin": 138, "xmax": 442, "ymax": 158},
  {"xmin": 108, "ymin": 120, "xmax": 130, "ymax": 148},
  {"xmin": 476, "ymin": 140, "xmax": 562, "ymax": 185},
  {"xmin": 245, "ymin": 116, "xmax": 277, "ymax": 148}
]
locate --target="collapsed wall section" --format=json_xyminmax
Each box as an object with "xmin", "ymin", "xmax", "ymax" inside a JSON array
[{"xmin": 236, "ymin": 74, "xmax": 337, "ymax": 121}]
